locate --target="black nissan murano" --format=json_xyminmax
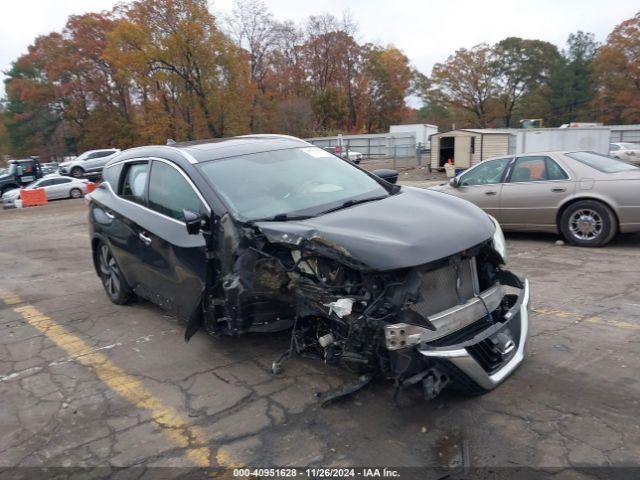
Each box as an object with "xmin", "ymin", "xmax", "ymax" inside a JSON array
[{"xmin": 88, "ymin": 135, "xmax": 530, "ymax": 403}]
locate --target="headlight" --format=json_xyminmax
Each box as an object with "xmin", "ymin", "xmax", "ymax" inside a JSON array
[{"xmin": 488, "ymin": 215, "xmax": 507, "ymax": 264}]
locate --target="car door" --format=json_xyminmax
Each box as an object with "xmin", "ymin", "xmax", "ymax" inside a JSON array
[
  {"xmin": 84, "ymin": 151, "xmax": 114, "ymax": 173},
  {"xmin": 101, "ymin": 160, "xmax": 153, "ymax": 294},
  {"xmin": 444, "ymin": 157, "xmax": 512, "ymax": 220},
  {"xmin": 47, "ymin": 177, "xmax": 73, "ymax": 199},
  {"xmin": 135, "ymin": 159, "xmax": 208, "ymax": 320},
  {"xmin": 33, "ymin": 178, "xmax": 54, "ymax": 198},
  {"xmin": 499, "ymin": 155, "xmax": 575, "ymax": 231}
]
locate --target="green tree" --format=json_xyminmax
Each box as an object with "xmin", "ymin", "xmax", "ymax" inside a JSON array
[
  {"xmin": 3, "ymin": 49, "xmax": 63, "ymax": 158},
  {"xmin": 431, "ymin": 45, "xmax": 499, "ymax": 127},
  {"xmin": 492, "ymin": 37, "xmax": 560, "ymax": 127},
  {"xmin": 547, "ymin": 31, "xmax": 598, "ymax": 125}
]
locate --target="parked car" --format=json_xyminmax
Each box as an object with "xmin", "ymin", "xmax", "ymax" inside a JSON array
[
  {"xmin": 430, "ymin": 151, "xmax": 640, "ymax": 247},
  {"xmin": 0, "ymin": 158, "xmax": 44, "ymax": 196},
  {"xmin": 59, "ymin": 149, "xmax": 121, "ymax": 178},
  {"xmin": 41, "ymin": 162, "xmax": 60, "ymax": 176},
  {"xmin": 1, "ymin": 175, "xmax": 90, "ymax": 206},
  {"xmin": 87, "ymin": 135, "xmax": 529, "ymax": 403},
  {"xmin": 322, "ymin": 146, "xmax": 364, "ymax": 164},
  {"xmin": 609, "ymin": 142, "xmax": 640, "ymax": 164}
]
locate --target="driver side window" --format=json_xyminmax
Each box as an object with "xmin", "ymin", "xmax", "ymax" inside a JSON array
[{"xmin": 459, "ymin": 158, "xmax": 511, "ymax": 186}]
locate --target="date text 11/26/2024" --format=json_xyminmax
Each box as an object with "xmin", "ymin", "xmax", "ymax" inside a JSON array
[{"xmin": 233, "ymin": 468, "xmax": 400, "ymax": 478}]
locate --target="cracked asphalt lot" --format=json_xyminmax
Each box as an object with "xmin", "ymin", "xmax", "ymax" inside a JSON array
[{"xmin": 1, "ymin": 199, "xmax": 639, "ymax": 476}]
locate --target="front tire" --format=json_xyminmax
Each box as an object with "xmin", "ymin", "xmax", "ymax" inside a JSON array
[
  {"xmin": 96, "ymin": 242, "xmax": 133, "ymax": 304},
  {"xmin": 560, "ymin": 200, "xmax": 616, "ymax": 247},
  {"xmin": 70, "ymin": 166, "xmax": 84, "ymax": 178}
]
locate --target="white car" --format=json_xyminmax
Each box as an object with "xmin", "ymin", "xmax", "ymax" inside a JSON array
[
  {"xmin": 323, "ymin": 146, "xmax": 364, "ymax": 164},
  {"xmin": 59, "ymin": 148, "xmax": 121, "ymax": 178},
  {"xmin": 1, "ymin": 176, "xmax": 90, "ymax": 206},
  {"xmin": 610, "ymin": 142, "xmax": 640, "ymax": 165}
]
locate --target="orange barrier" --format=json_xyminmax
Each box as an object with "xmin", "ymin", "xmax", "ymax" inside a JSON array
[
  {"xmin": 86, "ymin": 181, "xmax": 97, "ymax": 193},
  {"xmin": 20, "ymin": 188, "xmax": 48, "ymax": 207}
]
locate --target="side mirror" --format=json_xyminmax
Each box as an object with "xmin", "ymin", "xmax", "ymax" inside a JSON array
[
  {"xmin": 371, "ymin": 169, "xmax": 398, "ymax": 184},
  {"xmin": 183, "ymin": 209, "xmax": 204, "ymax": 235},
  {"xmin": 449, "ymin": 177, "xmax": 459, "ymax": 188}
]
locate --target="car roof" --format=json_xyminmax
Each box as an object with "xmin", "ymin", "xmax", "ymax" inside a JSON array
[
  {"xmin": 82, "ymin": 148, "xmax": 119, "ymax": 154},
  {"xmin": 175, "ymin": 135, "xmax": 311, "ymax": 163}
]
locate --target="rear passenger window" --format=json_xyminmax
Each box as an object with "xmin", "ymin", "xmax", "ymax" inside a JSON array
[
  {"xmin": 510, "ymin": 156, "xmax": 547, "ymax": 182},
  {"xmin": 120, "ymin": 162, "xmax": 149, "ymax": 205},
  {"xmin": 546, "ymin": 158, "xmax": 569, "ymax": 180},
  {"xmin": 148, "ymin": 161, "xmax": 203, "ymax": 221}
]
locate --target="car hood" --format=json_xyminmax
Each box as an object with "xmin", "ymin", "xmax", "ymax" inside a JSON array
[
  {"xmin": 59, "ymin": 161, "xmax": 73, "ymax": 167},
  {"xmin": 255, "ymin": 187, "xmax": 495, "ymax": 271}
]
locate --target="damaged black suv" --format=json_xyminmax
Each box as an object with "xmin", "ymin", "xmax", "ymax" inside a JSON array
[{"xmin": 88, "ymin": 135, "xmax": 530, "ymax": 402}]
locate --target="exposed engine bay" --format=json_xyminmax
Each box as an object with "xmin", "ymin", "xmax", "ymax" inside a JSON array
[{"xmin": 185, "ymin": 208, "xmax": 529, "ymax": 404}]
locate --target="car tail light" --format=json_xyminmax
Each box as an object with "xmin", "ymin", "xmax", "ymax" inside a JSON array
[{"xmin": 335, "ymin": 146, "xmax": 341, "ymax": 153}]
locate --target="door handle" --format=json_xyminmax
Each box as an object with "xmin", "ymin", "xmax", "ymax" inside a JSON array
[
  {"xmin": 104, "ymin": 210, "xmax": 115, "ymax": 219},
  {"xmin": 484, "ymin": 191, "xmax": 498, "ymax": 196},
  {"xmin": 138, "ymin": 232, "xmax": 152, "ymax": 246},
  {"xmin": 551, "ymin": 187, "xmax": 567, "ymax": 193}
]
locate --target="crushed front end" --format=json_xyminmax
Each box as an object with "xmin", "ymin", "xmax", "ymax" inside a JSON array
[{"xmin": 196, "ymin": 207, "xmax": 529, "ymax": 402}]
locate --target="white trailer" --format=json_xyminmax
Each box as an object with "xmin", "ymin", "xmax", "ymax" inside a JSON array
[
  {"xmin": 389, "ymin": 124, "xmax": 438, "ymax": 149},
  {"xmin": 513, "ymin": 127, "xmax": 611, "ymax": 155}
]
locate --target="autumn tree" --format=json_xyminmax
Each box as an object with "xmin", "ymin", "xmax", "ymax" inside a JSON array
[
  {"xmin": 360, "ymin": 45, "xmax": 411, "ymax": 132},
  {"xmin": 110, "ymin": 0, "xmax": 252, "ymax": 140},
  {"xmin": 592, "ymin": 12, "xmax": 640, "ymax": 123},
  {"xmin": 431, "ymin": 45, "xmax": 499, "ymax": 127},
  {"xmin": 300, "ymin": 13, "xmax": 362, "ymax": 132},
  {"xmin": 224, "ymin": 0, "xmax": 281, "ymax": 131},
  {"xmin": 3, "ymin": 34, "xmax": 66, "ymax": 158}
]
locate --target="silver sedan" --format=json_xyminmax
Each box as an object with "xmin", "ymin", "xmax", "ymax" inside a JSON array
[
  {"xmin": 429, "ymin": 151, "xmax": 640, "ymax": 247},
  {"xmin": 2, "ymin": 176, "xmax": 90, "ymax": 206}
]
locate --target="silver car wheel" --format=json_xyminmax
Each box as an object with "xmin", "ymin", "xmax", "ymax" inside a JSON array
[
  {"xmin": 99, "ymin": 245, "xmax": 121, "ymax": 297},
  {"xmin": 569, "ymin": 209, "xmax": 603, "ymax": 240}
]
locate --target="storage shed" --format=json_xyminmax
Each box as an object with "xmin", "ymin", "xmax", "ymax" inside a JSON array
[
  {"xmin": 429, "ymin": 126, "xmax": 612, "ymax": 170},
  {"xmin": 429, "ymin": 129, "xmax": 511, "ymax": 170}
]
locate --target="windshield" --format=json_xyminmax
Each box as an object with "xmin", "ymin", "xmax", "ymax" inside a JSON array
[
  {"xmin": 7, "ymin": 164, "xmax": 18, "ymax": 175},
  {"xmin": 198, "ymin": 146, "xmax": 389, "ymax": 221},
  {"xmin": 567, "ymin": 151, "xmax": 639, "ymax": 173}
]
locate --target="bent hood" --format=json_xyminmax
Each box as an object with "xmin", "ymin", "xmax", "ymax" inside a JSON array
[{"xmin": 255, "ymin": 187, "xmax": 495, "ymax": 271}]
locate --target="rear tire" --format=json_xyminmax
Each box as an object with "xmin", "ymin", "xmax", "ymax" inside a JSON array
[
  {"xmin": 71, "ymin": 166, "xmax": 84, "ymax": 178},
  {"xmin": 96, "ymin": 242, "xmax": 133, "ymax": 305},
  {"xmin": 560, "ymin": 200, "xmax": 616, "ymax": 247},
  {"xmin": 70, "ymin": 188, "xmax": 83, "ymax": 199}
]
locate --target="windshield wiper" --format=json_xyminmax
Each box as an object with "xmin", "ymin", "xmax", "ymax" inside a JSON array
[
  {"xmin": 251, "ymin": 213, "xmax": 314, "ymax": 222},
  {"xmin": 318, "ymin": 195, "xmax": 388, "ymax": 215}
]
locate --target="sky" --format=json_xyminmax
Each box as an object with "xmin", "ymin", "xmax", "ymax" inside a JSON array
[{"xmin": 0, "ymin": 0, "xmax": 637, "ymax": 98}]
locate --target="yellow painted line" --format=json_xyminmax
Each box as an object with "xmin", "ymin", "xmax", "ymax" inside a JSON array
[
  {"xmin": 0, "ymin": 288, "xmax": 239, "ymax": 468},
  {"xmin": 533, "ymin": 307, "xmax": 640, "ymax": 330}
]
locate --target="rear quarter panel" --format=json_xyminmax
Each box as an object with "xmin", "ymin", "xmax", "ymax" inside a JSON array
[{"xmin": 591, "ymin": 178, "xmax": 640, "ymax": 233}]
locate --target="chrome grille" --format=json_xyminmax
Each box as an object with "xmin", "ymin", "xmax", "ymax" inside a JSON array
[{"xmin": 410, "ymin": 258, "xmax": 478, "ymax": 319}]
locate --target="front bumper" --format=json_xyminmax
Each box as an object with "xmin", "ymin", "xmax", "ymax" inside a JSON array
[{"xmin": 418, "ymin": 278, "xmax": 530, "ymax": 390}]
